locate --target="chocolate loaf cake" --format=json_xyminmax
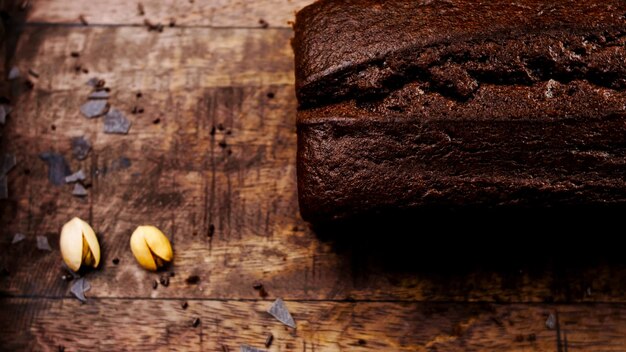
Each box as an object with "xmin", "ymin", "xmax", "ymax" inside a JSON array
[{"xmin": 293, "ymin": 0, "xmax": 626, "ymax": 223}]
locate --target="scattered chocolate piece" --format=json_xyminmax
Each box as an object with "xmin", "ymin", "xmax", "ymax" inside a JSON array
[
  {"xmin": 72, "ymin": 183, "xmax": 88, "ymax": 197},
  {"xmin": 39, "ymin": 152, "xmax": 71, "ymax": 186},
  {"xmin": 131, "ymin": 106, "xmax": 144, "ymax": 114},
  {"xmin": 7, "ymin": 67, "xmax": 20, "ymax": 80},
  {"xmin": 79, "ymin": 15, "xmax": 88, "ymax": 25},
  {"xmin": 181, "ymin": 301, "xmax": 188, "ymax": 310},
  {"xmin": 82, "ymin": 68, "xmax": 89, "ymax": 74},
  {"xmin": 144, "ymin": 19, "xmax": 164, "ymax": 32},
  {"xmin": 357, "ymin": 339, "xmax": 366, "ymax": 346},
  {"xmin": 95, "ymin": 79, "xmax": 106, "ymax": 89},
  {"xmin": 252, "ymin": 282, "xmax": 263, "ymax": 290},
  {"xmin": 70, "ymin": 51, "xmax": 80, "ymax": 58},
  {"xmin": 210, "ymin": 126, "xmax": 216, "ymax": 136},
  {"xmin": 152, "ymin": 280, "xmax": 158, "ymax": 289},
  {"xmin": 137, "ymin": 3, "xmax": 145, "ymax": 16},
  {"xmin": 65, "ymin": 169, "xmax": 86, "ymax": 183},
  {"xmin": 241, "ymin": 345, "xmax": 266, "ymax": 352},
  {"xmin": 267, "ymin": 298, "xmax": 296, "ymax": 328},
  {"xmin": 51, "ymin": 124, "xmax": 56, "ymax": 131},
  {"xmin": 258, "ymin": 19, "xmax": 269, "ymax": 28},
  {"xmin": 36, "ymin": 235, "xmax": 52, "ymax": 251},
  {"xmin": 28, "ymin": 69, "xmax": 39, "ymax": 78},
  {"xmin": 24, "ymin": 79, "xmax": 34, "ymax": 90},
  {"xmin": 218, "ymin": 140, "xmax": 227, "ymax": 149},
  {"xmin": 159, "ymin": 275, "xmax": 170, "ymax": 287},
  {"xmin": 70, "ymin": 278, "xmax": 91, "ymax": 302},
  {"xmin": 71, "ymin": 136, "xmax": 92, "ymax": 160},
  {"xmin": 12, "ymin": 233, "xmax": 26, "ymax": 244},
  {"xmin": 208, "ymin": 223, "xmax": 215, "ymax": 237},
  {"xmin": 112, "ymin": 258, "xmax": 120, "ymax": 265},
  {"xmin": 152, "ymin": 118, "xmax": 161, "ymax": 124},
  {"xmin": 80, "ymin": 100, "xmax": 109, "ymax": 119},
  {"xmin": 88, "ymin": 90, "xmax": 110, "ymax": 99},
  {"xmin": 185, "ymin": 275, "xmax": 200, "ymax": 285},
  {"xmin": 192, "ymin": 317, "xmax": 201, "ymax": 328},
  {"xmin": 169, "ymin": 18, "xmax": 176, "ymax": 27},
  {"xmin": 136, "ymin": 92, "xmax": 142, "ymax": 98},
  {"xmin": 0, "ymin": 104, "xmax": 10, "ymax": 125},
  {"xmin": 169, "ymin": 272, "xmax": 175, "ymax": 277},
  {"xmin": 217, "ymin": 123, "xmax": 224, "ymax": 131},
  {"xmin": 264, "ymin": 334, "xmax": 273, "ymax": 348},
  {"xmin": 266, "ymin": 92, "xmax": 275, "ymax": 99},
  {"xmin": 546, "ymin": 313, "xmax": 556, "ymax": 330},
  {"xmin": 86, "ymin": 77, "xmax": 100, "ymax": 87},
  {"xmin": 103, "ymin": 109, "xmax": 131, "ymax": 134}
]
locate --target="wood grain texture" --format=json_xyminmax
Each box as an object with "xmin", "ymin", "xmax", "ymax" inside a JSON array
[
  {"xmin": 2, "ymin": 26, "xmax": 626, "ymax": 304},
  {"xmin": 2, "ymin": 298, "xmax": 626, "ymax": 351},
  {"xmin": 26, "ymin": 0, "xmax": 312, "ymax": 28}
]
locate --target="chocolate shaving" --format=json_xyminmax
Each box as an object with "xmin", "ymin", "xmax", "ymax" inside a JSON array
[
  {"xmin": 71, "ymin": 136, "xmax": 92, "ymax": 161},
  {"xmin": 28, "ymin": 69, "xmax": 39, "ymax": 78},
  {"xmin": 65, "ymin": 169, "xmax": 86, "ymax": 183},
  {"xmin": 152, "ymin": 280, "xmax": 158, "ymax": 289},
  {"xmin": 258, "ymin": 19, "xmax": 269, "ymax": 28},
  {"xmin": 70, "ymin": 278, "xmax": 91, "ymax": 302},
  {"xmin": 79, "ymin": 15, "xmax": 88, "ymax": 25},
  {"xmin": 185, "ymin": 275, "xmax": 200, "ymax": 285},
  {"xmin": 144, "ymin": 19, "xmax": 164, "ymax": 32},
  {"xmin": 267, "ymin": 298, "xmax": 296, "ymax": 328},
  {"xmin": 159, "ymin": 275, "xmax": 170, "ymax": 287},
  {"xmin": 70, "ymin": 52, "xmax": 80, "ymax": 58},
  {"xmin": 7, "ymin": 67, "xmax": 20, "ymax": 80},
  {"xmin": 80, "ymin": 100, "xmax": 109, "ymax": 119},
  {"xmin": 181, "ymin": 301, "xmax": 188, "ymax": 310},
  {"xmin": 39, "ymin": 152, "xmax": 71, "ymax": 186},
  {"xmin": 88, "ymin": 90, "xmax": 110, "ymax": 100},
  {"xmin": 264, "ymin": 334, "xmax": 273, "ymax": 348},
  {"xmin": 240, "ymin": 345, "xmax": 266, "ymax": 352},
  {"xmin": 192, "ymin": 317, "xmax": 200, "ymax": 328},
  {"xmin": 36, "ymin": 235, "xmax": 52, "ymax": 251},
  {"xmin": 103, "ymin": 109, "xmax": 131, "ymax": 134},
  {"xmin": 72, "ymin": 183, "xmax": 88, "ymax": 197},
  {"xmin": 12, "ymin": 233, "xmax": 25, "ymax": 244}
]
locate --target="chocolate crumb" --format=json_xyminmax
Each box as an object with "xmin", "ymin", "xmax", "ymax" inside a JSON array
[
  {"xmin": 51, "ymin": 124, "xmax": 56, "ymax": 131},
  {"xmin": 82, "ymin": 68, "xmax": 89, "ymax": 74},
  {"xmin": 95, "ymin": 79, "xmax": 106, "ymax": 89},
  {"xmin": 264, "ymin": 334, "xmax": 274, "ymax": 348},
  {"xmin": 159, "ymin": 275, "xmax": 170, "ymax": 287},
  {"xmin": 185, "ymin": 275, "xmax": 200, "ymax": 285},
  {"xmin": 112, "ymin": 258, "xmax": 120, "ymax": 265},
  {"xmin": 152, "ymin": 280, "xmax": 158, "ymax": 289},
  {"xmin": 210, "ymin": 126, "xmax": 216, "ymax": 136},
  {"xmin": 208, "ymin": 223, "xmax": 215, "ymax": 237},
  {"xmin": 153, "ymin": 118, "xmax": 161, "ymax": 124},
  {"xmin": 357, "ymin": 339, "xmax": 366, "ymax": 346},
  {"xmin": 70, "ymin": 51, "xmax": 80, "ymax": 58},
  {"xmin": 169, "ymin": 272, "xmax": 175, "ymax": 277},
  {"xmin": 137, "ymin": 3, "xmax": 145, "ymax": 16},
  {"xmin": 253, "ymin": 282, "xmax": 263, "ymax": 290},
  {"xmin": 136, "ymin": 92, "xmax": 143, "ymax": 98},
  {"xmin": 181, "ymin": 301, "xmax": 188, "ymax": 310},
  {"xmin": 79, "ymin": 15, "xmax": 88, "ymax": 25},
  {"xmin": 24, "ymin": 79, "xmax": 34, "ymax": 90},
  {"xmin": 266, "ymin": 92, "xmax": 275, "ymax": 99},
  {"xmin": 217, "ymin": 123, "xmax": 224, "ymax": 131},
  {"xmin": 192, "ymin": 317, "xmax": 200, "ymax": 328},
  {"xmin": 218, "ymin": 140, "xmax": 227, "ymax": 149},
  {"xmin": 169, "ymin": 18, "xmax": 176, "ymax": 27},
  {"xmin": 226, "ymin": 129, "xmax": 232, "ymax": 135},
  {"xmin": 259, "ymin": 19, "xmax": 269, "ymax": 28},
  {"xmin": 28, "ymin": 68, "xmax": 39, "ymax": 78}
]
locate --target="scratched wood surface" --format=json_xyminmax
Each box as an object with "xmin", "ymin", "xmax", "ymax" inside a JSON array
[{"xmin": 1, "ymin": 0, "xmax": 626, "ymax": 351}]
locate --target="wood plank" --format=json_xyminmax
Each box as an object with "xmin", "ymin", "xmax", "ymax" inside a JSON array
[
  {"xmin": 26, "ymin": 0, "xmax": 313, "ymax": 28},
  {"xmin": 2, "ymin": 298, "xmax": 626, "ymax": 351},
  {"xmin": 3, "ymin": 27, "xmax": 626, "ymax": 303}
]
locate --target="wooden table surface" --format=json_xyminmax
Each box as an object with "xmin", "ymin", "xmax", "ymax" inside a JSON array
[{"xmin": 2, "ymin": 1, "xmax": 626, "ymax": 351}]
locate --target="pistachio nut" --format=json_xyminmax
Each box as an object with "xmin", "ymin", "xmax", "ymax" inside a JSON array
[
  {"xmin": 60, "ymin": 217, "xmax": 101, "ymax": 271},
  {"xmin": 130, "ymin": 226, "xmax": 173, "ymax": 271}
]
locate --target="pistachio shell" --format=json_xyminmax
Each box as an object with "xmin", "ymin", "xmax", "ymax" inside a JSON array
[
  {"xmin": 60, "ymin": 217, "xmax": 100, "ymax": 271},
  {"xmin": 130, "ymin": 225, "xmax": 173, "ymax": 271}
]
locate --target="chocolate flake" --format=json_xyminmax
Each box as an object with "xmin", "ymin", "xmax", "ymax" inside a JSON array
[
  {"xmin": 65, "ymin": 169, "xmax": 86, "ymax": 183},
  {"xmin": 80, "ymin": 100, "xmax": 109, "ymax": 119},
  {"xmin": 0, "ymin": 104, "xmax": 10, "ymax": 125},
  {"xmin": 103, "ymin": 109, "xmax": 131, "ymax": 134},
  {"xmin": 70, "ymin": 278, "xmax": 91, "ymax": 302},
  {"xmin": 152, "ymin": 280, "xmax": 158, "ymax": 289},
  {"xmin": 24, "ymin": 79, "xmax": 34, "ymax": 90},
  {"xmin": 88, "ymin": 90, "xmax": 110, "ymax": 100},
  {"xmin": 144, "ymin": 19, "xmax": 164, "ymax": 32},
  {"xmin": 252, "ymin": 282, "xmax": 263, "ymax": 290},
  {"xmin": 72, "ymin": 183, "xmax": 88, "ymax": 197},
  {"xmin": 112, "ymin": 258, "xmax": 120, "ymax": 265},
  {"xmin": 71, "ymin": 136, "xmax": 92, "ymax": 160},
  {"xmin": 8, "ymin": 67, "xmax": 20, "ymax": 80},
  {"xmin": 169, "ymin": 18, "xmax": 176, "ymax": 27},
  {"xmin": 266, "ymin": 92, "xmax": 275, "ymax": 99},
  {"xmin": 208, "ymin": 223, "xmax": 215, "ymax": 237},
  {"xmin": 79, "ymin": 15, "xmax": 88, "ymax": 25},
  {"xmin": 12, "ymin": 233, "xmax": 26, "ymax": 244},
  {"xmin": 240, "ymin": 345, "xmax": 266, "ymax": 352},
  {"xmin": 36, "ymin": 235, "xmax": 52, "ymax": 251},
  {"xmin": 258, "ymin": 19, "xmax": 269, "ymax": 28},
  {"xmin": 159, "ymin": 275, "xmax": 170, "ymax": 287},
  {"xmin": 546, "ymin": 313, "xmax": 556, "ymax": 330},
  {"xmin": 28, "ymin": 69, "xmax": 39, "ymax": 78},
  {"xmin": 192, "ymin": 317, "xmax": 201, "ymax": 328},
  {"xmin": 181, "ymin": 301, "xmax": 188, "ymax": 310},
  {"xmin": 136, "ymin": 92, "xmax": 142, "ymax": 98},
  {"xmin": 152, "ymin": 118, "xmax": 161, "ymax": 124},
  {"xmin": 185, "ymin": 275, "xmax": 200, "ymax": 285},
  {"xmin": 70, "ymin": 51, "xmax": 80, "ymax": 58},
  {"xmin": 267, "ymin": 298, "xmax": 296, "ymax": 328},
  {"xmin": 264, "ymin": 334, "xmax": 273, "ymax": 348},
  {"xmin": 39, "ymin": 152, "xmax": 71, "ymax": 186}
]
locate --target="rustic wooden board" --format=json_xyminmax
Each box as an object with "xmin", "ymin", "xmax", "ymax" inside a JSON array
[
  {"xmin": 2, "ymin": 298, "xmax": 626, "ymax": 351},
  {"xmin": 26, "ymin": 0, "xmax": 311, "ymax": 28},
  {"xmin": 2, "ymin": 26, "xmax": 626, "ymax": 305}
]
